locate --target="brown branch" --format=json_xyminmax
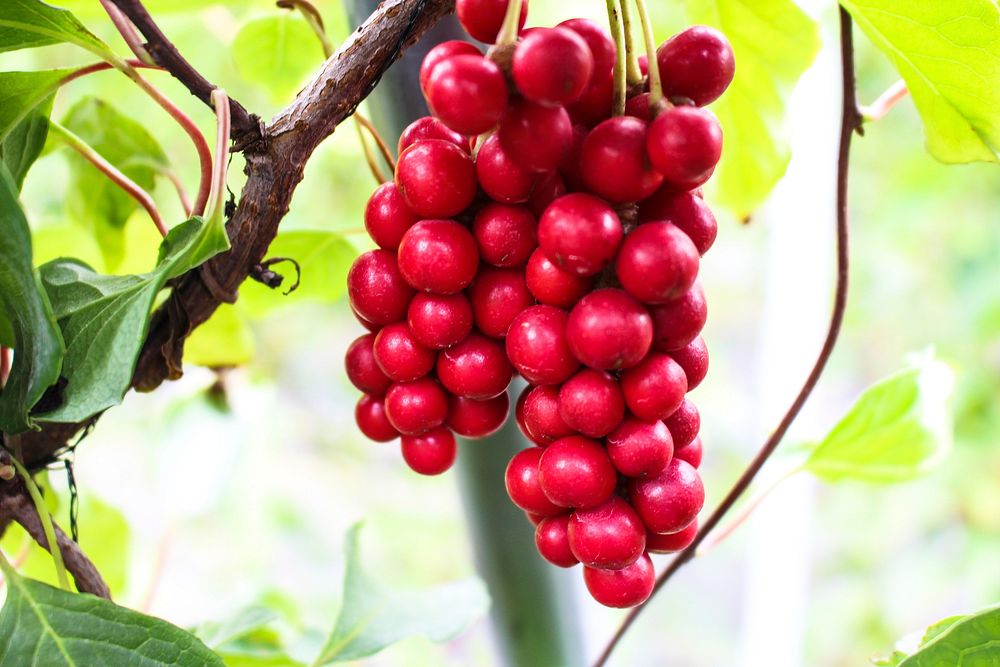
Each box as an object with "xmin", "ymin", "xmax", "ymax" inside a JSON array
[{"xmin": 590, "ymin": 8, "xmax": 862, "ymax": 666}]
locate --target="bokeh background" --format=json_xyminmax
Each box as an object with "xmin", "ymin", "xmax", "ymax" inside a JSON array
[{"xmin": 1, "ymin": 1, "xmax": 998, "ymax": 665}]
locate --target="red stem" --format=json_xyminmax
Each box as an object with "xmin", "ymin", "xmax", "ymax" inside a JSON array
[
  {"xmin": 0, "ymin": 347, "xmax": 10, "ymax": 388},
  {"xmin": 99, "ymin": 0, "xmax": 154, "ymax": 64},
  {"xmin": 862, "ymin": 80, "xmax": 908, "ymax": 122},
  {"xmin": 59, "ymin": 59, "xmax": 157, "ymax": 85}
]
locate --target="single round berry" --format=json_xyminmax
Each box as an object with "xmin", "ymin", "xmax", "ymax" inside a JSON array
[
  {"xmin": 351, "ymin": 304, "xmax": 382, "ymax": 333},
  {"xmin": 647, "ymin": 106, "xmax": 723, "ymax": 189},
  {"xmin": 535, "ymin": 514, "xmax": 579, "ymax": 568},
  {"xmin": 348, "ymin": 249, "xmax": 415, "ymax": 325},
  {"xmin": 567, "ymin": 68, "xmax": 614, "ymax": 128},
  {"xmin": 427, "ymin": 54, "xmax": 509, "ymax": 135},
  {"xmin": 395, "ymin": 140, "xmax": 477, "ymax": 218},
  {"xmin": 407, "ymin": 292, "xmax": 474, "ymax": 350},
  {"xmin": 670, "ymin": 336, "xmax": 709, "ymax": 390},
  {"xmin": 345, "ymin": 333, "xmax": 392, "ymax": 396},
  {"xmin": 558, "ymin": 18, "xmax": 616, "ymax": 84},
  {"xmin": 384, "ymin": 378, "xmax": 449, "ymax": 435},
  {"xmin": 568, "ymin": 496, "xmax": 646, "ymax": 570},
  {"xmin": 499, "ymin": 100, "xmax": 573, "ymax": 172},
  {"xmin": 447, "ymin": 392, "xmax": 510, "ymax": 439},
  {"xmin": 437, "ymin": 333, "xmax": 513, "ymax": 399},
  {"xmin": 398, "ymin": 219, "xmax": 480, "ymax": 294},
  {"xmin": 522, "ymin": 384, "xmax": 576, "ymax": 445},
  {"xmin": 624, "ymin": 92, "xmax": 651, "ymax": 120},
  {"xmin": 617, "ymin": 222, "xmax": 700, "ymax": 305},
  {"xmin": 606, "ymin": 418, "xmax": 673, "ymax": 478},
  {"xmin": 580, "ymin": 116, "xmax": 663, "ymax": 203},
  {"xmin": 472, "ymin": 204, "xmax": 537, "ymax": 267},
  {"xmin": 583, "ymin": 553, "xmax": 655, "ymax": 608},
  {"xmin": 513, "ymin": 27, "xmax": 594, "ymax": 106},
  {"xmin": 650, "ymin": 283, "xmax": 708, "ymax": 352},
  {"xmin": 538, "ymin": 436, "xmax": 617, "ymax": 509},
  {"xmin": 364, "ymin": 182, "xmax": 419, "ymax": 251},
  {"xmin": 527, "ymin": 171, "xmax": 567, "ymax": 218},
  {"xmin": 506, "ymin": 305, "xmax": 580, "ymax": 385},
  {"xmin": 558, "ymin": 369, "xmax": 625, "ymax": 438},
  {"xmin": 398, "ymin": 116, "xmax": 470, "ymax": 155},
  {"xmin": 620, "ymin": 353, "xmax": 688, "ymax": 421},
  {"xmin": 525, "ymin": 511, "xmax": 546, "ymax": 526},
  {"xmin": 656, "ymin": 25, "xmax": 735, "ymax": 106},
  {"xmin": 674, "ymin": 435, "xmax": 703, "ymax": 468},
  {"xmin": 505, "ymin": 447, "xmax": 563, "ymax": 516},
  {"xmin": 401, "ymin": 427, "xmax": 457, "ymax": 475},
  {"xmin": 525, "ymin": 248, "xmax": 595, "ymax": 308},
  {"xmin": 628, "ymin": 458, "xmax": 705, "ymax": 534},
  {"xmin": 639, "ymin": 189, "xmax": 718, "ymax": 255},
  {"xmin": 456, "ymin": 0, "xmax": 527, "ymax": 43},
  {"xmin": 419, "ymin": 40, "xmax": 481, "ymax": 94},
  {"xmin": 475, "ymin": 133, "xmax": 536, "ymax": 204},
  {"xmin": 646, "ymin": 520, "xmax": 698, "ymax": 554},
  {"xmin": 566, "ymin": 289, "xmax": 653, "ymax": 370},
  {"xmin": 537, "ymin": 193, "xmax": 622, "ymax": 277},
  {"xmin": 468, "ymin": 267, "xmax": 536, "ymax": 338},
  {"xmin": 664, "ymin": 398, "xmax": 700, "ymax": 450},
  {"xmin": 372, "ymin": 322, "xmax": 436, "ymax": 382},
  {"xmin": 355, "ymin": 394, "xmax": 400, "ymax": 442}
]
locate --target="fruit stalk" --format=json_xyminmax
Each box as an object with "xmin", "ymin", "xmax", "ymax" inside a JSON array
[{"xmin": 605, "ymin": 0, "xmax": 628, "ymax": 115}]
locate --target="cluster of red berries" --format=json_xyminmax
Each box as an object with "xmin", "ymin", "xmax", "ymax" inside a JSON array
[{"xmin": 346, "ymin": 0, "xmax": 733, "ymax": 608}]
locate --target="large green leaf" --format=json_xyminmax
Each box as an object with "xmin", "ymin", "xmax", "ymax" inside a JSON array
[
  {"xmin": 0, "ymin": 162, "xmax": 64, "ymax": 433},
  {"xmin": 842, "ymin": 0, "xmax": 1000, "ymax": 164},
  {"xmin": 805, "ymin": 356, "xmax": 954, "ymax": 483},
  {"xmin": 230, "ymin": 14, "xmax": 326, "ymax": 101},
  {"xmin": 36, "ymin": 215, "xmax": 229, "ymax": 423},
  {"xmin": 0, "ymin": 0, "xmax": 110, "ymax": 56},
  {"xmin": 0, "ymin": 70, "xmax": 74, "ymax": 188},
  {"xmin": 311, "ymin": 524, "xmax": 489, "ymax": 665},
  {"xmin": 874, "ymin": 605, "xmax": 1000, "ymax": 666},
  {"xmin": 0, "ymin": 555, "xmax": 224, "ymax": 666}
]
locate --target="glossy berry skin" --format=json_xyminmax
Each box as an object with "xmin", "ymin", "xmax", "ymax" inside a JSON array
[
  {"xmin": 506, "ymin": 306, "xmax": 580, "ymax": 385},
  {"xmin": 646, "ymin": 520, "xmax": 698, "ymax": 554},
  {"xmin": 401, "ymin": 427, "xmax": 457, "ymax": 475},
  {"xmin": 398, "ymin": 219, "xmax": 480, "ymax": 294},
  {"xmin": 617, "ymin": 222, "xmax": 700, "ymax": 305},
  {"xmin": 364, "ymin": 183, "xmax": 419, "ymax": 251},
  {"xmin": 583, "ymin": 553, "xmax": 655, "ymax": 608},
  {"xmin": 538, "ymin": 436, "xmax": 617, "ymax": 509},
  {"xmin": 639, "ymin": 189, "xmax": 718, "ymax": 255},
  {"xmin": 674, "ymin": 436, "xmax": 703, "ymax": 468},
  {"xmin": 456, "ymin": 0, "xmax": 527, "ymax": 43},
  {"xmin": 407, "ymin": 292, "xmax": 474, "ymax": 350},
  {"xmin": 537, "ymin": 194, "xmax": 622, "ymax": 277},
  {"xmin": 398, "ymin": 116, "xmax": 470, "ymax": 155},
  {"xmin": 447, "ymin": 392, "xmax": 510, "ymax": 439},
  {"xmin": 567, "ymin": 289, "xmax": 653, "ymax": 370},
  {"xmin": 384, "ymin": 378, "xmax": 449, "ymax": 436},
  {"xmin": 513, "ymin": 27, "xmax": 594, "ymax": 106},
  {"xmin": 345, "ymin": 334, "xmax": 392, "ymax": 396},
  {"xmin": 505, "ymin": 447, "xmax": 564, "ymax": 516},
  {"xmin": 355, "ymin": 394, "xmax": 400, "ymax": 442},
  {"xmin": 580, "ymin": 117, "xmax": 663, "ymax": 203},
  {"xmin": 522, "ymin": 384, "xmax": 576, "ymax": 445},
  {"xmin": 620, "ymin": 353, "xmax": 688, "ymax": 421},
  {"xmin": 647, "ymin": 106, "xmax": 723, "ymax": 189},
  {"xmin": 395, "ymin": 140, "xmax": 477, "ymax": 218},
  {"xmin": 372, "ymin": 323, "xmax": 436, "ymax": 382},
  {"xmin": 515, "ymin": 386, "xmax": 546, "ymax": 446},
  {"xmin": 535, "ymin": 514, "xmax": 578, "ymax": 567},
  {"xmin": 469, "ymin": 267, "xmax": 536, "ymax": 338},
  {"xmin": 419, "ymin": 41, "xmax": 481, "ymax": 94},
  {"xmin": 649, "ymin": 283, "xmax": 708, "ymax": 352},
  {"xmin": 525, "ymin": 248, "xmax": 595, "ymax": 308},
  {"xmin": 348, "ymin": 249, "xmax": 415, "ymax": 325},
  {"xmin": 558, "ymin": 370, "xmax": 625, "ymax": 438},
  {"xmin": 437, "ymin": 333, "xmax": 513, "ymax": 399},
  {"xmin": 475, "ymin": 134, "xmax": 536, "ymax": 204},
  {"xmin": 568, "ymin": 496, "xmax": 646, "ymax": 570},
  {"xmin": 656, "ymin": 25, "xmax": 735, "ymax": 106},
  {"xmin": 606, "ymin": 418, "xmax": 673, "ymax": 478},
  {"xmin": 664, "ymin": 398, "xmax": 700, "ymax": 450},
  {"xmin": 567, "ymin": 68, "xmax": 614, "ymax": 128},
  {"xmin": 670, "ymin": 336, "xmax": 709, "ymax": 390},
  {"xmin": 628, "ymin": 458, "xmax": 705, "ymax": 534},
  {"xmin": 558, "ymin": 18, "xmax": 616, "ymax": 83},
  {"xmin": 499, "ymin": 100, "xmax": 573, "ymax": 172},
  {"xmin": 427, "ymin": 55, "xmax": 509, "ymax": 135},
  {"xmin": 473, "ymin": 204, "xmax": 537, "ymax": 267}
]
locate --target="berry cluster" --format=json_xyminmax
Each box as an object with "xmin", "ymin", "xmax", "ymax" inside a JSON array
[{"xmin": 345, "ymin": 0, "xmax": 733, "ymax": 608}]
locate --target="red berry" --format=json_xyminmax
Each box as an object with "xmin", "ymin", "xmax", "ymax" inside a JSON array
[
  {"xmin": 515, "ymin": 386, "xmax": 545, "ymax": 445},
  {"xmin": 583, "ymin": 553, "xmax": 654, "ymax": 608},
  {"xmin": 437, "ymin": 333, "xmax": 513, "ymax": 399},
  {"xmin": 420, "ymin": 41, "xmax": 481, "ymax": 94},
  {"xmin": 646, "ymin": 520, "xmax": 698, "ymax": 554},
  {"xmin": 506, "ymin": 305, "xmax": 580, "ymax": 385},
  {"xmin": 472, "ymin": 203, "xmax": 537, "ymax": 267},
  {"xmin": 475, "ymin": 133, "xmax": 536, "ymax": 204},
  {"xmin": 527, "ymin": 171, "xmax": 567, "ymax": 218},
  {"xmin": 401, "ymin": 426, "xmax": 457, "ymax": 475},
  {"xmin": 620, "ymin": 353, "xmax": 688, "ymax": 421},
  {"xmin": 351, "ymin": 304, "xmax": 382, "ymax": 333},
  {"xmin": 384, "ymin": 378, "xmax": 449, "ymax": 435},
  {"xmin": 398, "ymin": 219, "xmax": 480, "ymax": 294},
  {"xmin": 647, "ymin": 106, "xmax": 723, "ymax": 189},
  {"xmin": 348, "ymin": 249, "xmax": 415, "ymax": 325},
  {"xmin": 568, "ymin": 497, "xmax": 646, "ymax": 569},
  {"xmin": 567, "ymin": 69, "xmax": 614, "ymax": 128},
  {"xmin": 558, "ymin": 369, "xmax": 625, "ymax": 438},
  {"xmin": 522, "ymin": 384, "xmax": 575, "ymax": 445},
  {"xmin": 566, "ymin": 289, "xmax": 653, "ymax": 370},
  {"xmin": 499, "ymin": 100, "xmax": 573, "ymax": 172},
  {"xmin": 628, "ymin": 458, "xmax": 704, "ymax": 534},
  {"xmin": 537, "ymin": 193, "xmax": 622, "ymax": 276},
  {"xmin": 674, "ymin": 435, "xmax": 703, "ymax": 468},
  {"xmin": 558, "ymin": 124, "xmax": 589, "ymax": 192},
  {"xmin": 456, "ymin": 0, "xmax": 527, "ymax": 43},
  {"xmin": 558, "ymin": 18, "xmax": 616, "ymax": 84},
  {"xmin": 372, "ymin": 322, "xmax": 436, "ymax": 382},
  {"xmin": 427, "ymin": 55, "xmax": 509, "ymax": 135},
  {"xmin": 396, "ymin": 140, "xmax": 477, "ymax": 218},
  {"xmin": 505, "ymin": 447, "xmax": 563, "ymax": 516},
  {"xmin": 656, "ymin": 25, "xmax": 735, "ymax": 106},
  {"xmin": 624, "ymin": 92, "xmax": 651, "ymax": 120},
  {"xmin": 649, "ymin": 283, "xmax": 707, "ymax": 352},
  {"xmin": 525, "ymin": 248, "xmax": 595, "ymax": 308},
  {"xmin": 617, "ymin": 222, "xmax": 700, "ymax": 304},
  {"xmin": 525, "ymin": 511, "xmax": 545, "ymax": 526},
  {"xmin": 513, "ymin": 27, "xmax": 594, "ymax": 106},
  {"xmin": 606, "ymin": 418, "xmax": 673, "ymax": 478},
  {"xmin": 535, "ymin": 514, "xmax": 579, "ymax": 567},
  {"xmin": 364, "ymin": 183, "xmax": 419, "ymax": 251},
  {"xmin": 407, "ymin": 292, "xmax": 474, "ymax": 349},
  {"xmin": 639, "ymin": 189, "xmax": 718, "ymax": 255},
  {"xmin": 345, "ymin": 333, "xmax": 392, "ymax": 396},
  {"xmin": 670, "ymin": 336, "xmax": 709, "ymax": 390},
  {"xmin": 447, "ymin": 392, "xmax": 510, "ymax": 439},
  {"xmin": 468, "ymin": 267, "xmax": 536, "ymax": 338},
  {"xmin": 355, "ymin": 394, "xmax": 400, "ymax": 442},
  {"xmin": 398, "ymin": 116, "xmax": 470, "ymax": 155},
  {"xmin": 538, "ymin": 436, "xmax": 617, "ymax": 509},
  {"xmin": 581, "ymin": 116, "xmax": 663, "ymax": 203},
  {"xmin": 664, "ymin": 398, "xmax": 700, "ymax": 449}
]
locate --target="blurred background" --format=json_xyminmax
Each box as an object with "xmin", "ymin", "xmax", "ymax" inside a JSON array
[{"xmin": 1, "ymin": 0, "xmax": 998, "ymax": 665}]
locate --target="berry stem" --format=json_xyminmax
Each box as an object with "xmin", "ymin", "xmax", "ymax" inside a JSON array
[
  {"xmin": 590, "ymin": 9, "xmax": 861, "ymax": 666},
  {"xmin": 59, "ymin": 58, "xmax": 159, "ymax": 85},
  {"xmin": 861, "ymin": 80, "xmax": 908, "ymax": 122},
  {"xmin": 7, "ymin": 456, "xmax": 72, "ymax": 593},
  {"xmin": 0, "ymin": 347, "xmax": 10, "ymax": 388},
  {"xmin": 496, "ymin": 0, "xmax": 524, "ymax": 47},
  {"xmin": 278, "ymin": 0, "xmax": 335, "ymax": 58},
  {"xmin": 355, "ymin": 112, "xmax": 397, "ymax": 173},
  {"xmin": 206, "ymin": 89, "xmax": 232, "ymax": 224},
  {"xmin": 633, "ymin": 0, "xmax": 663, "ymax": 107},
  {"xmin": 355, "ymin": 119, "xmax": 391, "ymax": 184},
  {"xmin": 618, "ymin": 0, "xmax": 643, "ymax": 86},
  {"xmin": 605, "ymin": 0, "xmax": 628, "ymax": 115},
  {"xmin": 161, "ymin": 167, "xmax": 194, "ymax": 217},
  {"xmin": 99, "ymin": 0, "xmax": 156, "ymax": 65}
]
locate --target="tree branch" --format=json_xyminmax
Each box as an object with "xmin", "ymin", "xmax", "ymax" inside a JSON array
[{"xmin": 590, "ymin": 8, "xmax": 862, "ymax": 666}]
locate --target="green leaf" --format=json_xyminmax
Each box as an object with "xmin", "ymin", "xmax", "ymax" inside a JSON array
[
  {"xmin": 0, "ymin": 162, "xmax": 64, "ymax": 433},
  {"xmin": 185, "ymin": 305, "xmax": 256, "ymax": 368},
  {"xmin": 841, "ymin": 0, "xmax": 1000, "ymax": 164},
  {"xmin": 875, "ymin": 605, "xmax": 1000, "ymax": 666},
  {"xmin": 805, "ymin": 356, "xmax": 954, "ymax": 483},
  {"xmin": 0, "ymin": 0, "xmax": 111, "ymax": 56},
  {"xmin": 230, "ymin": 15, "xmax": 325, "ymax": 101},
  {"xmin": 36, "ymin": 216, "xmax": 229, "ymax": 423},
  {"xmin": 0, "ymin": 557, "xmax": 225, "ymax": 666},
  {"xmin": 311, "ymin": 524, "xmax": 489, "ymax": 665},
  {"xmin": 196, "ymin": 607, "xmax": 305, "ymax": 667},
  {"xmin": 0, "ymin": 69, "xmax": 72, "ymax": 187}
]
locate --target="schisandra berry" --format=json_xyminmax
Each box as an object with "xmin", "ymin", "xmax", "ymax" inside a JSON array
[
  {"xmin": 538, "ymin": 436, "xmax": 617, "ymax": 509},
  {"xmin": 639, "ymin": 189, "xmax": 718, "ymax": 255},
  {"xmin": 499, "ymin": 100, "xmax": 573, "ymax": 172},
  {"xmin": 646, "ymin": 520, "xmax": 698, "ymax": 554},
  {"xmin": 427, "ymin": 55, "xmax": 508, "ymax": 135},
  {"xmin": 419, "ymin": 40, "xmax": 481, "ymax": 94},
  {"xmin": 384, "ymin": 378, "xmax": 449, "ymax": 435},
  {"xmin": 407, "ymin": 292, "xmax": 474, "ymax": 350},
  {"xmin": 605, "ymin": 418, "xmax": 673, "ymax": 479},
  {"xmin": 401, "ymin": 427, "xmax": 457, "ymax": 475},
  {"xmin": 395, "ymin": 140, "xmax": 477, "ymax": 218},
  {"xmin": 616, "ymin": 222, "xmax": 700, "ymax": 304},
  {"xmin": 620, "ymin": 353, "xmax": 688, "ymax": 421},
  {"xmin": 537, "ymin": 194, "xmax": 622, "ymax": 277},
  {"xmin": 372, "ymin": 322, "xmax": 436, "ymax": 382},
  {"xmin": 583, "ymin": 553, "xmax": 655, "ymax": 608},
  {"xmin": 568, "ymin": 496, "xmax": 646, "ymax": 570},
  {"xmin": 535, "ymin": 514, "xmax": 579, "ymax": 567},
  {"xmin": 624, "ymin": 92, "xmax": 651, "ymax": 120},
  {"xmin": 527, "ymin": 171, "xmax": 567, "ymax": 218},
  {"xmin": 475, "ymin": 134, "xmax": 536, "ymax": 204},
  {"xmin": 650, "ymin": 283, "xmax": 708, "ymax": 352},
  {"xmin": 647, "ymin": 106, "xmax": 723, "ymax": 190},
  {"xmin": 656, "ymin": 25, "xmax": 735, "ymax": 106},
  {"xmin": 345, "ymin": 333, "xmax": 392, "ymax": 396},
  {"xmin": 398, "ymin": 116, "xmax": 470, "ymax": 155},
  {"xmin": 436, "ymin": 333, "xmax": 513, "ymax": 399},
  {"xmin": 580, "ymin": 116, "xmax": 663, "ymax": 203},
  {"xmin": 521, "ymin": 384, "xmax": 575, "ymax": 445},
  {"xmin": 505, "ymin": 447, "xmax": 563, "ymax": 516},
  {"xmin": 506, "ymin": 305, "xmax": 580, "ymax": 385},
  {"xmin": 628, "ymin": 458, "xmax": 705, "ymax": 534},
  {"xmin": 558, "ymin": 369, "xmax": 625, "ymax": 438},
  {"xmin": 567, "ymin": 68, "xmax": 614, "ymax": 128},
  {"xmin": 566, "ymin": 289, "xmax": 653, "ymax": 370},
  {"xmin": 364, "ymin": 183, "xmax": 418, "ymax": 251},
  {"xmin": 670, "ymin": 336, "xmax": 709, "ymax": 390},
  {"xmin": 355, "ymin": 395, "xmax": 400, "ymax": 442},
  {"xmin": 512, "ymin": 27, "xmax": 594, "ymax": 106},
  {"xmin": 348, "ymin": 249, "xmax": 414, "ymax": 325},
  {"xmin": 664, "ymin": 398, "xmax": 700, "ymax": 450},
  {"xmin": 447, "ymin": 393, "xmax": 510, "ymax": 439},
  {"xmin": 525, "ymin": 248, "xmax": 595, "ymax": 308},
  {"xmin": 468, "ymin": 267, "xmax": 536, "ymax": 338},
  {"xmin": 398, "ymin": 219, "xmax": 480, "ymax": 294},
  {"xmin": 472, "ymin": 203, "xmax": 537, "ymax": 267},
  {"xmin": 557, "ymin": 18, "xmax": 616, "ymax": 83},
  {"xmin": 456, "ymin": 0, "xmax": 527, "ymax": 44},
  {"xmin": 674, "ymin": 436, "xmax": 703, "ymax": 469}
]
